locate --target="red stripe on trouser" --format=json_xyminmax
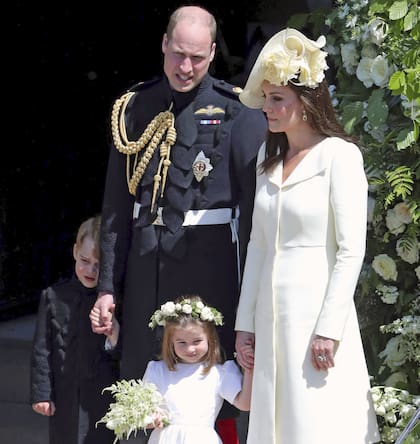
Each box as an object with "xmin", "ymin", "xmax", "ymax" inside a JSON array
[{"xmin": 216, "ymin": 418, "xmax": 239, "ymax": 444}]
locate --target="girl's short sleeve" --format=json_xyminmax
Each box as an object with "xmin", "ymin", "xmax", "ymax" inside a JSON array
[{"xmin": 219, "ymin": 360, "xmax": 243, "ymax": 405}]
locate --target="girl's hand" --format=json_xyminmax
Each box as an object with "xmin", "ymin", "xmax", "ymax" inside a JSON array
[
  {"xmin": 311, "ymin": 335, "xmax": 336, "ymax": 371},
  {"xmin": 146, "ymin": 412, "xmax": 165, "ymax": 429},
  {"xmin": 238, "ymin": 344, "xmax": 254, "ymax": 370}
]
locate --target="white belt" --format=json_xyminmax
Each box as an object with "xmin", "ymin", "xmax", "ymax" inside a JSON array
[
  {"xmin": 155, "ymin": 207, "xmax": 233, "ymax": 226},
  {"xmin": 133, "ymin": 203, "xmax": 236, "ymax": 226},
  {"xmin": 133, "ymin": 202, "xmax": 241, "ymax": 284}
]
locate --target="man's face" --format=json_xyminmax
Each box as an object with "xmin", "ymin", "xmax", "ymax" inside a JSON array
[{"xmin": 162, "ymin": 21, "xmax": 215, "ymax": 92}]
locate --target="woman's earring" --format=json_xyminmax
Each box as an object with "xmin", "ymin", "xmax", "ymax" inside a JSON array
[{"xmin": 302, "ymin": 110, "xmax": 308, "ymax": 121}]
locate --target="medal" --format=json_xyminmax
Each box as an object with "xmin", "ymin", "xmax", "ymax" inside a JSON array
[{"xmin": 192, "ymin": 151, "xmax": 213, "ymax": 182}]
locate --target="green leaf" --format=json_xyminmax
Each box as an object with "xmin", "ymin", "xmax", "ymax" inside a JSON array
[
  {"xmin": 403, "ymin": 9, "xmax": 417, "ymax": 31},
  {"xmin": 388, "ymin": 71, "xmax": 406, "ymax": 94},
  {"xmin": 385, "ymin": 166, "xmax": 414, "ymax": 199},
  {"xmin": 368, "ymin": 89, "xmax": 389, "ymax": 128},
  {"xmin": 389, "ymin": 1, "xmax": 409, "ymax": 21},
  {"xmin": 342, "ymin": 101, "xmax": 364, "ymax": 134},
  {"xmin": 396, "ymin": 128, "xmax": 416, "ymax": 150}
]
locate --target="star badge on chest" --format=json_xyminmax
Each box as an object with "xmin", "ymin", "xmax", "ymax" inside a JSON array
[{"xmin": 192, "ymin": 151, "xmax": 213, "ymax": 182}]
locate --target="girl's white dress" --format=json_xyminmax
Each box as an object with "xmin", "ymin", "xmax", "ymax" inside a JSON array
[{"xmin": 143, "ymin": 360, "xmax": 242, "ymax": 444}]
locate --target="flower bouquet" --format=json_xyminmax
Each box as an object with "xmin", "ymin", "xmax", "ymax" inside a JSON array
[{"xmin": 97, "ymin": 378, "xmax": 170, "ymax": 443}]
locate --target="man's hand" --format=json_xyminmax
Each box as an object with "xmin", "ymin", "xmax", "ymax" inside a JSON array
[{"xmin": 91, "ymin": 293, "xmax": 114, "ymax": 335}]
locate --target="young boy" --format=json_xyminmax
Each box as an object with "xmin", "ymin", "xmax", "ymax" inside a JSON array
[{"xmin": 30, "ymin": 215, "xmax": 119, "ymax": 444}]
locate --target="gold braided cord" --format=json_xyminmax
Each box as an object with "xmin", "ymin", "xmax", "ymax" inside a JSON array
[{"xmin": 111, "ymin": 92, "xmax": 177, "ymax": 208}]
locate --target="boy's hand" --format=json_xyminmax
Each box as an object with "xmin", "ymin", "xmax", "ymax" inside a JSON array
[
  {"xmin": 90, "ymin": 305, "xmax": 120, "ymax": 347},
  {"xmin": 32, "ymin": 401, "xmax": 56, "ymax": 416},
  {"xmin": 91, "ymin": 293, "xmax": 114, "ymax": 334}
]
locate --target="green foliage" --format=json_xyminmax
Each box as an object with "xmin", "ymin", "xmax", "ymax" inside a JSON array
[{"xmin": 288, "ymin": 0, "xmax": 420, "ymax": 441}]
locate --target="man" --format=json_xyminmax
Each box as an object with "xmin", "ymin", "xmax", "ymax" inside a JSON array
[{"xmin": 92, "ymin": 5, "xmax": 266, "ymax": 443}]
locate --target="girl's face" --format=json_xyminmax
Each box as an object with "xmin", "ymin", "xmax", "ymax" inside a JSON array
[
  {"xmin": 261, "ymin": 80, "xmax": 304, "ymax": 133},
  {"xmin": 73, "ymin": 237, "xmax": 99, "ymax": 288},
  {"xmin": 172, "ymin": 323, "xmax": 209, "ymax": 364}
]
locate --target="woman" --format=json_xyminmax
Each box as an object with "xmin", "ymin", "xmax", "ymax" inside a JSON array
[{"xmin": 234, "ymin": 28, "xmax": 379, "ymax": 443}]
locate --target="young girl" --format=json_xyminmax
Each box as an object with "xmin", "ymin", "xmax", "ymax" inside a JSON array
[
  {"xmin": 91, "ymin": 295, "xmax": 253, "ymax": 443},
  {"xmin": 30, "ymin": 215, "xmax": 119, "ymax": 444}
]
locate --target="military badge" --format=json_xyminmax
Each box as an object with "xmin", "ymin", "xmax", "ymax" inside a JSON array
[
  {"xmin": 192, "ymin": 151, "xmax": 213, "ymax": 182},
  {"xmin": 194, "ymin": 105, "xmax": 225, "ymax": 116}
]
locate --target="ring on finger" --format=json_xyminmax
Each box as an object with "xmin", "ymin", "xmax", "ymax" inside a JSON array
[{"xmin": 317, "ymin": 355, "xmax": 327, "ymax": 362}]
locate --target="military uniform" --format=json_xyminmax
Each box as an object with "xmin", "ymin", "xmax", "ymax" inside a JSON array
[{"xmin": 99, "ymin": 73, "xmax": 266, "ymax": 389}]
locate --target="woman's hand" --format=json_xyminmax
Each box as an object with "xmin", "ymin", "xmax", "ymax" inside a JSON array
[
  {"xmin": 235, "ymin": 331, "xmax": 255, "ymax": 370},
  {"xmin": 311, "ymin": 335, "xmax": 336, "ymax": 371}
]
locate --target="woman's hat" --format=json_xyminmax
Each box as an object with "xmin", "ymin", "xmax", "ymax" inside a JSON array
[{"xmin": 239, "ymin": 28, "xmax": 329, "ymax": 109}]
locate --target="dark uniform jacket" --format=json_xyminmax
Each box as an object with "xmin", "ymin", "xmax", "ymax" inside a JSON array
[
  {"xmin": 98, "ymin": 74, "xmax": 267, "ymax": 384},
  {"xmin": 30, "ymin": 276, "xmax": 119, "ymax": 444}
]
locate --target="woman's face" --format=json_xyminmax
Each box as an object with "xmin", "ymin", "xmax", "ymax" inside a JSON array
[
  {"xmin": 261, "ymin": 80, "xmax": 304, "ymax": 133},
  {"xmin": 172, "ymin": 323, "xmax": 209, "ymax": 364}
]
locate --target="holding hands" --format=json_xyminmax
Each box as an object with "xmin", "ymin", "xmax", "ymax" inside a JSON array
[
  {"xmin": 89, "ymin": 303, "xmax": 120, "ymax": 348},
  {"xmin": 90, "ymin": 293, "xmax": 115, "ymax": 335},
  {"xmin": 235, "ymin": 331, "xmax": 255, "ymax": 371}
]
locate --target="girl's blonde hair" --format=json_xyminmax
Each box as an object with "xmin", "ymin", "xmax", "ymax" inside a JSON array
[
  {"xmin": 75, "ymin": 214, "xmax": 101, "ymax": 259},
  {"xmin": 160, "ymin": 295, "xmax": 223, "ymax": 375}
]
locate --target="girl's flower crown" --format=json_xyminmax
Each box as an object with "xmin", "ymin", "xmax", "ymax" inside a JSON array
[{"xmin": 148, "ymin": 298, "xmax": 224, "ymax": 329}]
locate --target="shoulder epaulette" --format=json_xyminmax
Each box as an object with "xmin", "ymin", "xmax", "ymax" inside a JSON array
[
  {"xmin": 213, "ymin": 79, "xmax": 243, "ymax": 97},
  {"xmin": 127, "ymin": 76, "xmax": 161, "ymax": 93}
]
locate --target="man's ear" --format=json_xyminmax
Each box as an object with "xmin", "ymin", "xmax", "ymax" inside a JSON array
[
  {"xmin": 209, "ymin": 42, "xmax": 216, "ymax": 62},
  {"xmin": 162, "ymin": 33, "xmax": 168, "ymax": 54},
  {"xmin": 73, "ymin": 244, "xmax": 78, "ymax": 261}
]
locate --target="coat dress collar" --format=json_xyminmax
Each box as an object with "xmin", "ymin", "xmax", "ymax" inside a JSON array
[{"xmin": 265, "ymin": 138, "xmax": 328, "ymax": 189}]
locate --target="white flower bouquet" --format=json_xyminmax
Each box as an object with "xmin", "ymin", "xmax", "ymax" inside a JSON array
[{"xmin": 97, "ymin": 378, "xmax": 170, "ymax": 443}]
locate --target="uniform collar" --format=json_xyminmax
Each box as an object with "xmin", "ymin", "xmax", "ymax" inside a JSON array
[{"xmin": 166, "ymin": 74, "xmax": 212, "ymax": 113}]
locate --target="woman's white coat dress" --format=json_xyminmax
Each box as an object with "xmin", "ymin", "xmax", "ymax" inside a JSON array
[{"xmin": 235, "ymin": 137, "xmax": 380, "ymax": 443}]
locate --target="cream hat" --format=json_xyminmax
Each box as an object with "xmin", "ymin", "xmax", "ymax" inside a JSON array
[{"xmin": 239, "ymin": 28, "xmax": 328, "ymax": 109}]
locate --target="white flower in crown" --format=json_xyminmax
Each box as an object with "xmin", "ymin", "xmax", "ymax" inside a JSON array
[
  {"xmin": 200, "ymin": 306, "xmax": 214, "ymax": 322},
  {"xmin": 161, "ymin": 301, "xmax": 176, "ymax": 316},
  {"xmin": 182, "ymin": 303, "xmax": 192, "ymax": 314},
  {"xmin": 149, "ymin": 298, "xmax": 224, "ymax": 329}
]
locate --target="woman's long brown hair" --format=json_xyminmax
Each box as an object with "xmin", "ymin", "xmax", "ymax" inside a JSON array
[{"xmin": 260, "ymin": 80, "xmax": 358, "ymax": 174}]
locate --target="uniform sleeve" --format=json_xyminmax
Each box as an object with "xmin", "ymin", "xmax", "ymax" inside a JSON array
[
  {"xmin": 231, "ymin": 107, "xmax": 267, "ymax": 277},
  {"xmin": 98, "ymin": 124, "xmax": 135, "ymax": 299},
  {"xmin": 219, "ymin": 360, "xmax": 243, "ymax": 405},
  {"xmin": 315, "ymin": 141, "xmax": 368, "ymax": 340},
  {"xmin": 235, "ymin": 145, "xmax": 267, "ymax": 333},
  {"xmin": 30, "ymin": 289, "xmax": 53, "ymax": 403}
]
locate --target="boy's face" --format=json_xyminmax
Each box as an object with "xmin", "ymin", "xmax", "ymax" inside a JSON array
[{"xmin": 73, "ymin": 237, "xmax": 99, "ymax": 288}]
